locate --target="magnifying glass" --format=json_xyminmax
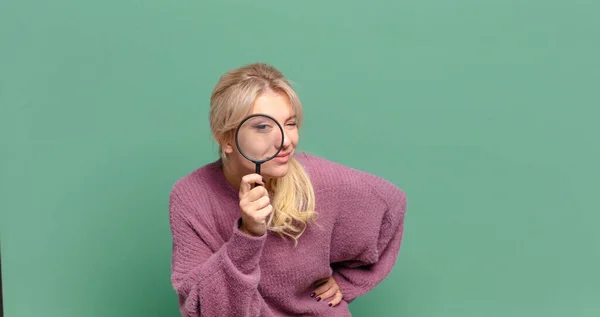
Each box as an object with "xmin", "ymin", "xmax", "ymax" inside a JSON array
[{"xmin": 234, "ymin": 113, "xmax": 284, "ymax": 186}]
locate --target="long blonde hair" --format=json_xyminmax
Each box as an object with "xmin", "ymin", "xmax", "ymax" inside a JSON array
[{"xmin": 209, "ymin": 62, "xmax": 317, "ymax": 246}]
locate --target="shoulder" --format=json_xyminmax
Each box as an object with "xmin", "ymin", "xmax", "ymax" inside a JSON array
[
  {"xmin": 168, "ymin": 159, "xmax": 225, "ymax": 218},
  {"xmin": 170, "ymin": 161, "xmax": 217, "ymax": 197},
  {"xmin": 294, "ymin": 152, "xmax": 367, "ymax": 187},
  {"xmin": 298, "ymin": 153, "xmax": 407, "ymax": 263},
  {"xmin": 295, "ymin": 152, "xmax": 407, "ymax": 210},
  {"xmin": 295, "ymin": 152, "xmax": 406, "ymax": 196}
]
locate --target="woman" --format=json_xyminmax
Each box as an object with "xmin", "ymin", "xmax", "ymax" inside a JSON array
[{"xmin": 169, "ymin": 62, "xmax": 407, "ymax": 316}]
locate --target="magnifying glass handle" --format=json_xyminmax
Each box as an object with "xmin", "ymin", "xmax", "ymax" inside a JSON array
[{"xmin": 253, "ymin": 163, "xmax": 261, "ymax": 188}]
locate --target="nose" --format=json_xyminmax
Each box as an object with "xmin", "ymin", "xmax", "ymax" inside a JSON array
[{"xmin": 281, "ymin": 130, "xmax": 291, "ymax": 149}]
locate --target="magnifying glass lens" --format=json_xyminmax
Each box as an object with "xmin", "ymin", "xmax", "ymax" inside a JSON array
[{"xmin": 236, "ymin": 115, "xmax": 283, "ymax": 163}]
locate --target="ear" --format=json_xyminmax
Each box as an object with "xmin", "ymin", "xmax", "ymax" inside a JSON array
[
  {"xmin": 222, "ymin": 140, "xmax": 234, "ymax": 154},
  {"xmin": 215, "ymin": 134, "xmax": 234, "ymax": 154}
]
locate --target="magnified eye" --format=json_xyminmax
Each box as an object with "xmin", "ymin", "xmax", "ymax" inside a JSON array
[{"xmin": 253, "ymin": 123, "xmax": 273, "ymax": 132}]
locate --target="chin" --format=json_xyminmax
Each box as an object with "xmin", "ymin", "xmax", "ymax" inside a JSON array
[{"xmin": 263, "ymin": 163, "xmax": 290, "ymax": 179}]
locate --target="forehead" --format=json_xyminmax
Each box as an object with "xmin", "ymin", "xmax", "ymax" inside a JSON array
[{"xmin": 250, "ymin": 91, "xmax": 295, "ymax": 121}]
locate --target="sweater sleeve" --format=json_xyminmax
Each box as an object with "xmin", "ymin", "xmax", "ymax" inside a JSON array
[
  {"xmin": 169, "ymin": 189, "xmax": 272, "ymax": 317},
  {"xmin": 329, "ymin": 174, "xmax": 408, "ymax": 303}
]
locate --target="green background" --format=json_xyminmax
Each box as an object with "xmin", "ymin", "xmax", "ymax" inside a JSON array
[{"xmin": 1, "ymin": 0, "xmax": 599, "ymax": 316}]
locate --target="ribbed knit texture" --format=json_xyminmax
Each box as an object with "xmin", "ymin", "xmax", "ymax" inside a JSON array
[{"xmin": 169, "ymin": 152, "xmax": 407, "ymax": 317}]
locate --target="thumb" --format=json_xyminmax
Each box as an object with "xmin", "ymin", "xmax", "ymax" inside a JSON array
[{"xmin": 239, "ymin": 173, "xmax": 265, "ymax": 196}]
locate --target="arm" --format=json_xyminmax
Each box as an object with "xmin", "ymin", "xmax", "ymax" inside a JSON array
[
  {"xmin": 169, "ymin": 191, "xmax": 271, "ymax": 317},
  {"xmin": 329, "ymin": 177, "xmax": 408, "ymax": 303}
]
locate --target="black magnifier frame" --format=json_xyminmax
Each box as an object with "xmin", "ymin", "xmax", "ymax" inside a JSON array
[{"xmin": 234, "ymin": 113, "xmax": 285, "ymax": 176}]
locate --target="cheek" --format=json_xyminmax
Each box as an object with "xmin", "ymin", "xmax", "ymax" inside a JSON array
[
  {"xmin": 288, "ymin": 129, "xmax": 299, "ymax": 145},
  {"xmin": 232, "ymin": 148, "xmax": 251, "ymax": 164},
  {"xmin": 234, "ymin": 152, "xmax": 257, "ymax": 172}
]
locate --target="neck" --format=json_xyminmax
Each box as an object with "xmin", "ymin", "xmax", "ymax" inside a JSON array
[
  {"xmin": 221, "ymin": 160, "xmax": 273, "ymax": 192},
  {"xmin": 222, "ymin": 159, "xmax": 243, "ymax": 192}
]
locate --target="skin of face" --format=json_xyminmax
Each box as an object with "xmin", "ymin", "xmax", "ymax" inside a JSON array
[{"xmin": 221, "ymin": 90, "xmax": 299, "ymax": 190}]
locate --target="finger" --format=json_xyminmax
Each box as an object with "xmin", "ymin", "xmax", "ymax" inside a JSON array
[
  {"xmin": 316, "ymin": 284, "xmax": 338, "ymax": 302},
  {"xmin": 240, "ymin": 177, "xmax": 264, "ymax": 198},
  {"xmin": 245, "ymin": 205, "xmax": 272, "ymax": 230},
  {"xmin": 328, "ymin": 290, "xmax": 343, "ymax": 307},
  {"xmin": 313, "ymin": 279, "xmax": 334, "ymax": 301},
  {"xmin": 313, "ymin": 277, "xmax": 332, "ymax": 294},
  {"xmin": 257, "ymin": 204, "xmax": 273, "ymax": 218},
  {"xmin": 242, "ymin": 186, "xmax": 269, "ymax": 203},
  {"xmin": 250, "ymin": 195, "xmax": 271, "ymax": 212},
  {"xmin": 312, "ymin": 277, "xmax": 329, "ymax": 288},
  {"xmin": 239, "ymin": 174, "xmax": 264, "ymax": 196},
  {"xmin": 241, "ymin": 186, "xmax": 268, "ymax": 206}
]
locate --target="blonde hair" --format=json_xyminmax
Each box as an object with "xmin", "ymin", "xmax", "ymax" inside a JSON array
[{"xmin": 209, "ymin": 62, "xmax": 317, "ymax": 246}]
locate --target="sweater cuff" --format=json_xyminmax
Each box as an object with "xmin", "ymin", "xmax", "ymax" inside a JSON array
[
  {"xmin": 226, "ymin": 218, "xmax": 267, "ymax": 274},
  {"xmin": 332, "ymin": 271, "xmax": 360, "ymax": 303}
]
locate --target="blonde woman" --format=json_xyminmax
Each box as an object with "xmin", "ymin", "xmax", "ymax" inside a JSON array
[{"xmin": 169, "ymin": 63, "xmax": 407, "ymax": 316}]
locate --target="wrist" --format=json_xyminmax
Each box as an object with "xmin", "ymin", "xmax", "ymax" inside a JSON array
[{"xmin": 239, "ymin": 220, "xmax": 257, "ymax": 236}]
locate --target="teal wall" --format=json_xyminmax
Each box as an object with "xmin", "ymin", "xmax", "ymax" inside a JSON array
[{"xmin": 1, "ymin": 0, "xmax": 599, "ymax": 316}]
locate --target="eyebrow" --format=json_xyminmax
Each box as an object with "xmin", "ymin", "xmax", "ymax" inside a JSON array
[{"xmin": 286, "ymin": 115, "xmax": 297, "ymax": 121}]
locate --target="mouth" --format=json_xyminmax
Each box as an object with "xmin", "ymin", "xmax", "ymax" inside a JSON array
[{"xmin": 272, "ymin": 150, "xmax": 294, "ymax": 162}]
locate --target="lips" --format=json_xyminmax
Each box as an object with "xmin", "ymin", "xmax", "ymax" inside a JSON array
[{"xmin": 273, "ymin": 151, "xmax": 292, "ymax": 162}]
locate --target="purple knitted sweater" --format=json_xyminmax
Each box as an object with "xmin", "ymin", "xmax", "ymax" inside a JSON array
[{"xmin": 169, "ymin": 153, "xmax": 407, "ymax": 316}]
